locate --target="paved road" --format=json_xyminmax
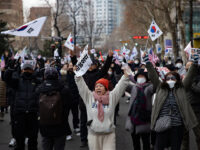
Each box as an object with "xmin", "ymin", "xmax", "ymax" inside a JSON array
[{"xmin": 0, "ymin": 96, "xmax": 197, "ymax": 150}]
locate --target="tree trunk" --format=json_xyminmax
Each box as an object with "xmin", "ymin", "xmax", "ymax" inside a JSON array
[{"xmin": 190, "ymin": 0, "xmax": 193, "ymax": 47}]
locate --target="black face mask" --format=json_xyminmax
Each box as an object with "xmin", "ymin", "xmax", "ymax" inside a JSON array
[{"xmin": 23, "ymin": 72, "xmax": 32, "ymax": 77}]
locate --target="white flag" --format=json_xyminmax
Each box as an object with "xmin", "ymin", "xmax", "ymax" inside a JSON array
[
  {"xmin": 64, "ymin": 33, "xmax": 74, "ymax": 51},
  {"xmin": 140, "ymin": 49, "xmax": 145, "ymax": 62},
  {"xmin": 148, "ymin": 20, "xmax": 163, "ymax": 41},
  {"xmin": 121, "ymin": 46, "xmax": 130, "ymax": 56},
  {"xmin": 1, "ymin": 16, "xmax": 47, "ymax": 37},
  {"xmin": 184, "ymin": 42, "xmax": 191, "ymax": 53},
  {"xmin": 130, "ymin": 46, "xmax": 138, "ymax": 60},
  {"xmin": 156, "ymin": 44, "xmax": 162, "ymax": 54},
  {"xmin": 54, "ymin": 49, "xmax": 59, "ymax": 57},
  {"xmin": 74, "ymin": 48, "xmax": 92, "ymax": 77}
]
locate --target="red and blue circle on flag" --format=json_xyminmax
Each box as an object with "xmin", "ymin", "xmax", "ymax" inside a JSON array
[
  {"xmin": 150, "ymin": 26, "xmax": 156, "ymax": 33},
  {"xmin": 70, "ymin": 38, "xmax": 74, "ymax": 44}
]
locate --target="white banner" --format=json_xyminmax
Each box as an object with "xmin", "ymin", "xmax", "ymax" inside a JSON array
[
  {"xmin": 64, "ymin": 33, "xmax": 74, "ymax": 51},
  {"xmin": 130, "ymin": 46, "xmax": 138, "ymax": 60},
  {"xmin": 54, "ymin": 48, "xmax": 59, "ymax": 57},
  {"xmin": 74, "ymin": 46, "xmax": 92, "ymax": 77},
  {"xmin": 148, "ymin": 20, "xmax": 163, "ymax": 41},
  {"xmin": 1, "ymin": 16, "xmax": 47, "ymax": 37}
]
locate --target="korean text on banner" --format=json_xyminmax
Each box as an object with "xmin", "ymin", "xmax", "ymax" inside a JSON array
[{"xmin": 74, "ymin": 49, "xmax": 92, "ymax": 77}]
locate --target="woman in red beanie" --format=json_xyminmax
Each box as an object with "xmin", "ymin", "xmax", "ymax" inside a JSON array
[{"xmin": 75, "ymin": 70, "xmax": 129, "ymax": 150}]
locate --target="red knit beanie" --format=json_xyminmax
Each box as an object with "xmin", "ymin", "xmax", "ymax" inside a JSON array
[{"xmin": 95, "ymin": 78, "xmax": 109, "ymax": 90}]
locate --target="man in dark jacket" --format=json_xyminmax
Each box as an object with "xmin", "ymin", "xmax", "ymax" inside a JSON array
[
  {"xmin": 70, "ymin": 50, "xmax": 113, "ymax": 147},
  {"xmin": 36, "ymin": 67, "xmax": 72, "ymax": 150},
  {"xmin": 66, "ymin": 62, "xmax": 80, "ymax": 137},
  {"xmin": 4, "ymin": 63, "xmax": 41, "ymax": 150}
]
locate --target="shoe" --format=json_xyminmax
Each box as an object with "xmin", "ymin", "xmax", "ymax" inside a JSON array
[
  {"xmin": 66, "ymin": 135, "xmax": 72, "ymax": 141},
  {"xmin": 9, "ymin": 138, "xmax": 16, "ymax": 147},
  {"xmin": 74, "ymin": 128, "xmax": 80, "ymax": 133},
  {"xmin": 74, "ymin": 128, "xmax": 80, "ymax": 136},
  {"xmin": 25, "ymin": 138, "xmax": 28, "ymax": 145},
  {"xmin": 80, "ymin": 141, "xmax": 88, "ymax": 148}
]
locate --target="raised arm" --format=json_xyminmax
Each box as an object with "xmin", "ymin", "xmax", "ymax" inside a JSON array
[
  {"xmin": 75, "ymin": 76, "xmax": 92, "ymax": 104},
  {"xmin": 110, "ymin": 75, "xmax": 129, "ymax": 105},
  {"xmin": 183, "ymin": 63, "xmax": 198, "ymax": 90},
  {"xmin": 146, "ymin": 62, "xmax": 161, "ymax": 90},
  {"xmin": 98, "ymin": 50, "xmax": 113, "ymax": 78}
]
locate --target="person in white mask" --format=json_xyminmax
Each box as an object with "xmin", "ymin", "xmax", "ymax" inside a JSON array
[
  {"xmin": 126, "ymin": 69, "xmax": 154, "ymax": 150},
  {"xmin": 175, "ymin": 58, "xmax": 186, "ymax": 79},
  {"xmin": 143, "ymin": 54, "xmax": 199, "ymax": 150}
]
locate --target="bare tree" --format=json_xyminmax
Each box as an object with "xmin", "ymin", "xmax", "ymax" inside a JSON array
[{"xmin": 64, "ymin": 0, "xmax": 83, "ymax": 52}]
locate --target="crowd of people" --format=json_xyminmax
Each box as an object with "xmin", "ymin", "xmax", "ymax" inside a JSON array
[{"xmin": 0, "ymin": 49, "xmax": 200, "ymax": 150}]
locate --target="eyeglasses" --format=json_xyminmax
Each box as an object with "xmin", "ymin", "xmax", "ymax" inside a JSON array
[{"xmin": 166, "ymin": 76, "xmax": 176, "ymax": 81}]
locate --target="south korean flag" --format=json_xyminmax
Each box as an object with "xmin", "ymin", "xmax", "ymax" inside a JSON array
[{"xmin": 148, "ymin": 20, "xmax": 163, "ymax": 41}]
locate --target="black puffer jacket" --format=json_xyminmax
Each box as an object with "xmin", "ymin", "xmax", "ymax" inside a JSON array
[
  {"xmin": 36, "ymin": 79, "xmax": 72, "ymax": 137},
  {"xmin": 4, "ymin": 70, "xmax": 40, "ymax": 113},
  {"xmin": 66, "ymin": 70, "xmax": 80, "ymax": 100}
]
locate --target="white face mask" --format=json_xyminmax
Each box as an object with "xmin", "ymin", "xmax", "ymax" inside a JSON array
[
  {"xmin": 167, "ymin": 80, "xmax": 176, "ymax": 88},
  {"xmin": 168, "ymin": 61, "xmax": 172, "ymax": 65},
  {"xmin": 137, "ymin": 78, "xmax": 146, "ymax": 84},
  {"xmin": 134, "ymin": 60, "xmax": 139, "ymax": 64},
  {"xmin": 176, "ymin": 63, "xmax": 183, "ymax": 69},
  {"xmin": 108, "ymin": 71, "xmax": 112, "ymax": 75}
]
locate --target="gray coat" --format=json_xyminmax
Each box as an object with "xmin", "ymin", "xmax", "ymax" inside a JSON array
[
  {"xmin": 146, "ymin": 62, "xmax": 198, "ymax": 131},
  {"xmin": 125, "ymin": 82, "xmax": 154, "ymax": 133}
]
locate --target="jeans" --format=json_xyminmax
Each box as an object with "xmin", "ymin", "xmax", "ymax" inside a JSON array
[
  {"xmin": 42, "ymin": 135, "xmax": 66, "ymax": 150},
  {"xmin": 155, "ymin": 126, "xmax": 184, "ymax": 150}
]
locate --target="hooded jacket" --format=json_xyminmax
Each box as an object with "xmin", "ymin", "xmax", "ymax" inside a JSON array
[{"xmin": 146, "ymin": 62, "xmax": 198, "ymax": 131}]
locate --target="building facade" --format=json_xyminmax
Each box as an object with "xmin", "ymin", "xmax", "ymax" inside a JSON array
[{"xmin": 0, "ymin": 0, "xmax": 24, "ymax": 50}]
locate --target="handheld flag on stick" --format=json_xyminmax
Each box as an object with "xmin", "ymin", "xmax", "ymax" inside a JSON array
[
  {"xmin": 148, "ymin": 20, "xmax": 163, "ymax": 41},
  {"xmin": 1, "ymin": 16, "xmax": 47, "ymax": 37},
  {"xmin": 130, "ymin": 46, "xmax": 138, "ymax": 60},
  {"xmin": 64, "ymin": 33, "xmax": 74, "ymax": 51}
]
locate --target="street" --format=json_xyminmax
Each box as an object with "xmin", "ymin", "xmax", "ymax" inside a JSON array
[{"xmin": 0, "ymin": 96, "xmax": 197, "ymax": 150}]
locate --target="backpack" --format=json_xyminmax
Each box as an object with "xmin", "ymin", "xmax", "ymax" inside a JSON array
[{"xmin": 39, "ymin": 91, "xmax": 63, "ymax": 125}]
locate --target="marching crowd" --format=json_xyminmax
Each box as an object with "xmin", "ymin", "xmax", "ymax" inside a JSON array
[{"xmin": 0, "ymin": 49, "xmax": 200, "ymax": 150}]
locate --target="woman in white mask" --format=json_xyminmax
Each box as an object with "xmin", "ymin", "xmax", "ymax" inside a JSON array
[
  {"xmin": 143, "ymin": 54, "xmax": 199, "ymax": 150},
  {"xmin": 125, "ymin": 69, "xmax": 154, "ymax": 150}
]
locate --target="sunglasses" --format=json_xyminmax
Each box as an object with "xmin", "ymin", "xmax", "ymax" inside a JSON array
[{"xmin": 166, "ymin": 76, "xmax": 176, "ymax": 81}]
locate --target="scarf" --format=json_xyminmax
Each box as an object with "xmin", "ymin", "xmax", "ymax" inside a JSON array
[{"xmin": 93, "ymin": 91, "xmax": 110, "ymax": 122}]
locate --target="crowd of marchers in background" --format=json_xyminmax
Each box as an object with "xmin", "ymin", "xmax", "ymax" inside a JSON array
[{"xmin": 0, "ymin": 49, "xmax": 200, "ymax": 150}]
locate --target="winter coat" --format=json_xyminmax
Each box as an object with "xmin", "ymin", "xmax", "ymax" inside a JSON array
[
  {"xmin": 186, "ymin": 74, "xmax": 200, "ymax": 118},
  {"xmin": 4, "ymin": 70, "xmax": 41, "ymax": 114},
  {"xmin": 66, "ymin": 70, "xmax": 80, "ymax": 101},
  {"xmin": 75, "ymin": 75, "xmax": 129, "ymax": 134},
  {"xmin": 146, "ymin": 62, "xmax": 198, "ymax": 131},
  {"xmin": 36, "ymin": 79, "xmax": 72, "ymax": 137},
  {"xmin": 125, "ymin": 82, "xmax": 154, "ymax": 133}
]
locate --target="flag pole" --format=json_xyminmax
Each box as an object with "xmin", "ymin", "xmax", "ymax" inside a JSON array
[{"xmin": 145, "ymin": 38, "xmax": 149, "ymax": 52}]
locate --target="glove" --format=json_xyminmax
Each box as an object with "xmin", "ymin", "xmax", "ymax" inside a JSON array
[{"xmin": 143, "ymin": 54, "xmax": 150, "ymax": 63}]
